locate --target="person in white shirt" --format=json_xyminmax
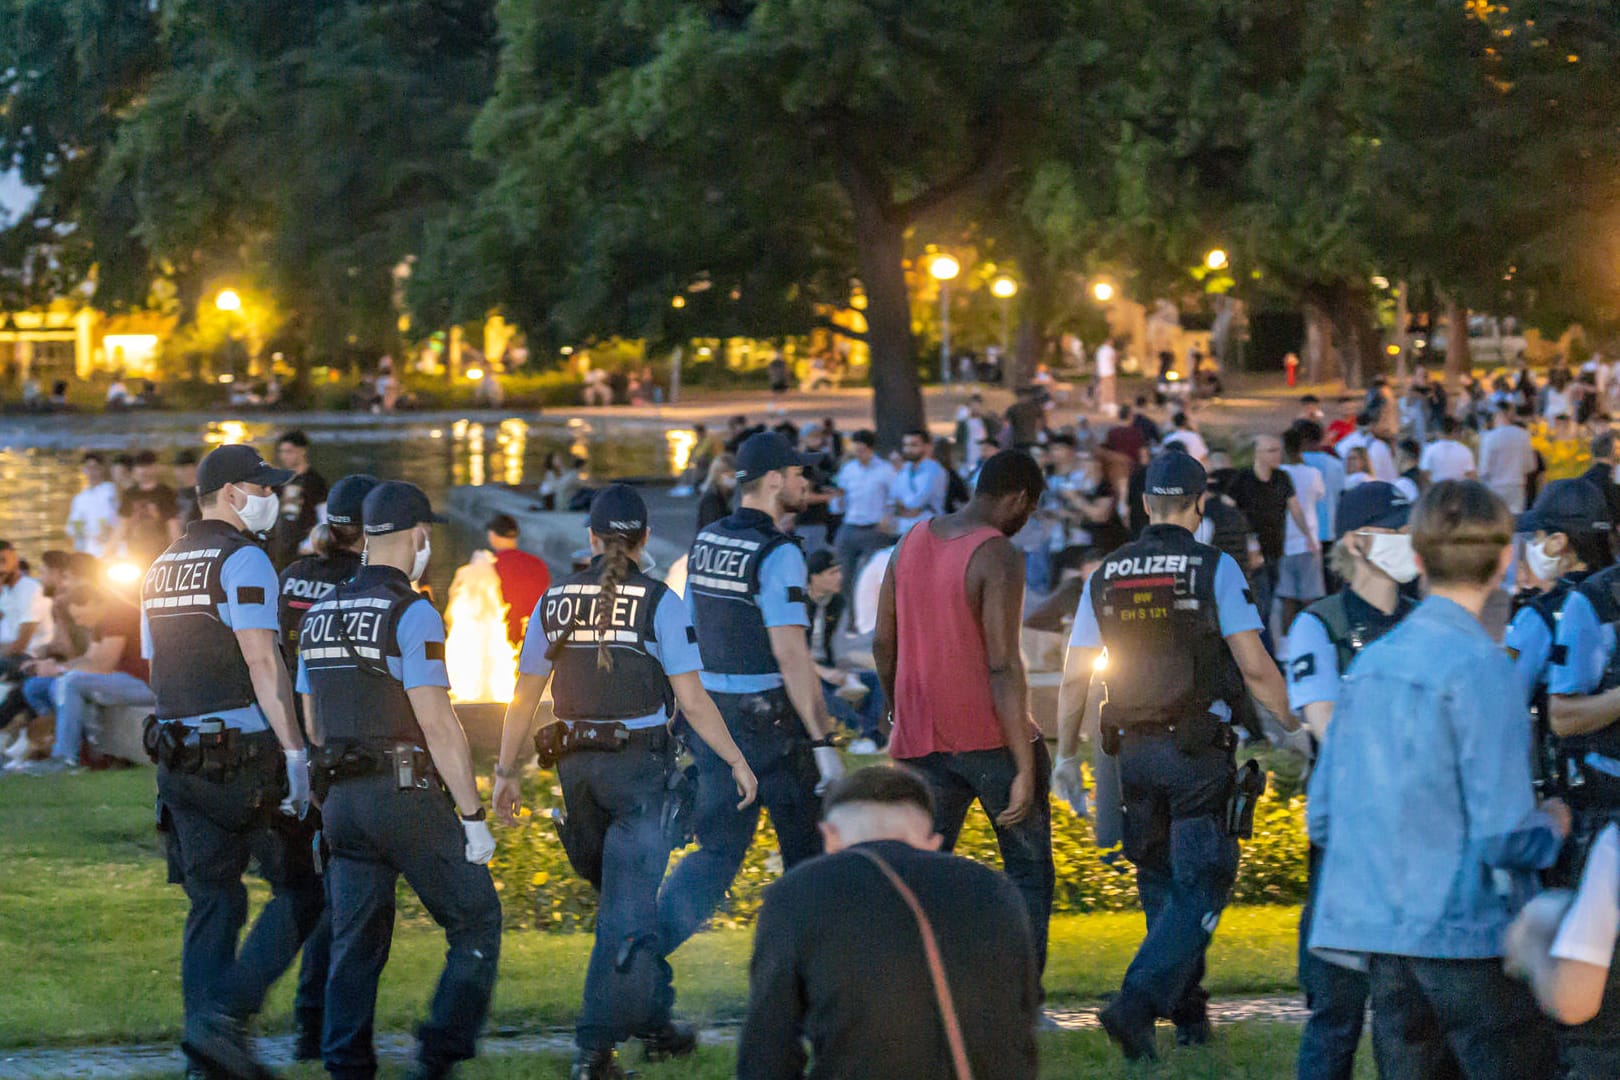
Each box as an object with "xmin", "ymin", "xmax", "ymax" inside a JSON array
[
  {"xmin": 1419, "ymin": 416, "xmax": 1478, "ymax": 485},
  {"xmin": 1477, "ymin": 401, "xmax": 1539, "ymax": 513},
  {"xmin": 1095, "ymin": 338, "xmax": 1119, "ymax": 415},
  {"xmin": 1160, "ymin": 412, "xmax": 1209, "ymax": 464},
  {"xmin": 887, "ymin": 429, "xmax": 948, "ymax": 538},
  {"xmin": 65, "ymin": 453, "xmax": 121, "ymax": 557},
  {"xmin": 1298, "ymin": 420, "xmax": 1346, "ymax": 546},
  {"xmin": 1278, "ymin": 427, "xmax": 1328, "ymax": 631},
  {"xmin": 0, "ymin": 543, "xmax": 50, "ymax": 659},
  {"xmin": 832, "ymin": 429, "xmax": 898, "ymax": 603},
  {"xmin": 1335, "ymin": 413, "xmax": 1398, "ymax": 482}
]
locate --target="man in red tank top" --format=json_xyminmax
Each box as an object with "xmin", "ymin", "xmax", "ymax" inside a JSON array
[{"xmin": 874, "ymin": 450, "xmax": 1055, "ymax": 971}]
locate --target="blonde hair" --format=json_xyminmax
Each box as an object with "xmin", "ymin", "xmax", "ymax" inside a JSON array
[{"xmin": 1412, "ymin": 479, "xmax": 1512, "ymax": 586}]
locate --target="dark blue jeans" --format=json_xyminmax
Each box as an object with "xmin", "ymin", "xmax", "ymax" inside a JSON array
[
  {"xmin": 1297, "ymin": 844, "xmax": 1367, "ymax": 1080},
  {"xmin": 658, "ymin": 689, "xmax": 822, "ymax": 953},
  {"xmin": 557, "ymin": 739, "xmax": 676, "ymax": 1052},
  {"xmin": 322, "ymin": 776, "xmax": 502, "ymax": 1080},
  {"xmin": 1114, "ymin": 734, "xmax": 1238, "ymax": 1024},
  {"xmin": 156, "ymin": 741, "xmax": 324, "ymax": 1045},
  {"xmin": 900, "ymin": 739, "xmax": 1055, "ymax": 971},
  {"xmin": 1367, "ymin": 954, "xmax": 1556, "ymax": 1080}
]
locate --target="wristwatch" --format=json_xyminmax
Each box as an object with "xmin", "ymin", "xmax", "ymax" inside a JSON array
[
  {"xmin": 808, "ymin": 735, "xmax": 838, "ymax": 750},
  {"xmin": 460, "ymin": 807, "xmax": 487, "ymax": 823}
]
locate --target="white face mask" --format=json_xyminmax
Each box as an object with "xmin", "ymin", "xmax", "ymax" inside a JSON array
[
  {"xmin": 1362, "ymin": 532, "xmax": 1419, "ymax": 583},
  {"xmin": 235, "ymin": 489, "xmax": 279, "ymax": 534},
  {"xmin": 1525, "ymin": 537, "xmax": 1563, "ymax": 583},
  {"xmin": 1193, "ymin": 516, "xmax": 1214, "ymax": 545},
  {"xmin": 410, "ymin": 536, "xmax": 432, "ymax": 583}
]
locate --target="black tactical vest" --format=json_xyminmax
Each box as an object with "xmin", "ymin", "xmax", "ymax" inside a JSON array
[
  {"xmin": 687, "ymin": 508, "xmax": 798, "ymax": 676},
  {"xmin": 1303, "ymin": 588, "xmax": 1417, "ymax": 678},
  {"xmin": 298, "ymin": 565, "xmax": 424, "ymax": 745},
  {"xmin": 539, "ymin": 561, "xmax": 674, "ymax": 722},
  {"xmin": 1090, "ymin": 523, "xmax": 1244, "ymax": 726},
  {"xmin": 1562, "ymin": 567, "xmax": 1620, "ymax": 806},
  {"xmin": 278, "ymin": 550, "xmax": 363, "ymax": 657},
  {"xmin": 142, "ymin": 519, "xmax": 262, "ymax": 720}
]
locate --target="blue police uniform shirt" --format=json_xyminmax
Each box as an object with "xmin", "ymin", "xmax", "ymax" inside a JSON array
[
  {"xmin": 142, "ymin": 545, "xmax": 281, "ymax": 732},
  {"xmin": 516, "ymin": 589, "xmax": 701, "ymax": 730},
  {"xmin": 1286, "ymin": 612, "xmax": 1341, "ymax": 711},
  {"xmin": 1549, "ymin": 590, "xmax": 1618, "ymax": 696},
  {"xmin": 697, "ymin": 543, "xmax": 810, "ymax": 695},
  {"xmin": 295, "ymin": 599, "xmax": 451, "ymax": 695},
  {"xmin": 1504, "ymin": 605, "xmax": 1557, "ymax": 704},
  {"xmin": 1069, "ymin": 551, "xmax": 1261, "ymax": 720}
]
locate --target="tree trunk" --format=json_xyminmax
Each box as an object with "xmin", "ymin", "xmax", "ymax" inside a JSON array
[
  {"xmin": 1011, "ymin": 260, "xmax": 1054, "ymax": 389},
  {"xmin": 1444, "ymin": 298, "xmax": 1471, "ymax": 389},
  {"xmin": 841, "ymin": 164, "xmax": 925, "ymax": 450},
  {"xmin": 1302, "ymin": 297, "xmax": 1338, "ymax": 385},
  {"xmin": 1327, "ymin": 285, "xmax": 1381, "ymax": 391}
]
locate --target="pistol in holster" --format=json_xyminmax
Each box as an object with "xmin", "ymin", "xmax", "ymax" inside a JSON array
[
  {"xmin": 661, "ymin": 764, "xmax": 699, "ymax": 851},
  {"xmin": 1225, "ymin": 758, "xmax": 1268, "ymax": 839},
  {"xmin": 309, "ymin": 743, "xmax": 381, "ymax": 801}
]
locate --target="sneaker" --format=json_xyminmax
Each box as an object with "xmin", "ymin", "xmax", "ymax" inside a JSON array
[
  {"xmin": 569, "ymin": 1049, "xmax": 625, "ymax": 1080},
  {"xmin": 1098, "ymin": 998, "xmax": 1158, "ymax": 1062},
  {"xmin": 834, "ymin": 675, "xmax": 869, "ymax": 703},
  {"xmin": 640, "ymin": 1020, "xmax": 697, "ymax": 1061},
  {"xmin": 19, "ymin": 757, "xmax": 78, "ymax": 777},
  {"xmin": 847, "ymin": 738, "xmax": 881, "ymax": 756},
  {"xmin": 3, "ymin": 729, "xmax": 30, "ymax": 762},
  {"xmin": 182, "ymin": 1010, "xmax": 271, "ymax": 1080},
  {"xmin": 293, "ymin": 1021, "xmax": 322, "ymax": 1062}
]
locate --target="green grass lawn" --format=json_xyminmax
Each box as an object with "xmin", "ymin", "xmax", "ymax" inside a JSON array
[{"xmin": 0, "ymin": 769, "xmax": 1306, "ymax": 1050}]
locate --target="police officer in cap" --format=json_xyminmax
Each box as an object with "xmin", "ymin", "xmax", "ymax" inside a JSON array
[
  {"xmin": 273, "ymin": 472, "xmax": 377, "ymax": 1059},
  {"xmin": 492, "ymin": 484, "xmax": 759, "ymax": 1080},
  {"xmin": 659, "ymin": 430, "xmax": 845, "ymax": 952},
  {"xmin": 140, "ymin": 443, "xmax": 322, "ymax": 1079},
  {"xmin": 1053, "ymin": 450, "xmax": 1296, "ymax": 1061},
  {"xmin": 1284, "ymin": 481, "xmax": 1416, "ymax": 1080},
  {"xmin": 298, "ymin": 481, "xmax": 501, "ymax": 1080}
]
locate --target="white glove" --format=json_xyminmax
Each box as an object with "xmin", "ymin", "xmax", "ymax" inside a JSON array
[
  {"xmin": 281, "ymin": 749, "xmax": 310, "ymax": 819},
  {"xmin": 813, "ymin": 745, "xmax": 845, "ymax": 795},
  {"xmin": 1050, "ymin": 754, "xmax": 1088, "ymax": 819},
  {"xmin": 462, "ymin": 817, "xmax": 496, "ymax": 865}
]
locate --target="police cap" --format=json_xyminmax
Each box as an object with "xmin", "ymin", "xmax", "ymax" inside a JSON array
[
  {"xmin": 362, "ymin": 481, "xmax": 447, "ymax": 535},
  {"xmin": 1517, "ymin": 478, "xmax": 1612, "ymax": 538},
  {"xmin": 734, "ymin": 431, "xmax": 810, "ymax": 483},
  {"xmin": 196, "ymin": 444, "xmax": 295, "ymax": 496},
  {"xmin": 588, "ymin": 483, "xmax": 648, "ymax": 537},
  {"xmin": 1335, "ymin": 481, "xmax": 1411, "ymax": 538},
  {"xmin": 325, "ymin": 474, "xmax": 380, "ymax": 527},
  {"xmin": 1144, "ymin": 450, "xmax": 1206, "ymax": 498}
]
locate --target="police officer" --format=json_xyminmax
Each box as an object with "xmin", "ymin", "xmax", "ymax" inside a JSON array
[
  {"xmin": 274, "ymin": 472, "xmax": 377, "ymax": 1059},
  {"xmin": 140, "ymin": 443, "xmax": 323, "ymax": 1079},
  {"xmin": 658, "ymin": 431, "xmax": 845, "ymax": 953},
  {"xmin": 297, "ymin": 481, "xmax": 501, "ymax": 1080},
  {"xmin": 1284, "ymin": 482, "xmax": 1416, "ymax": 1080},
  {"xmin": 491, "ymin": 484, "xmax": 759, "ymax": 1080},
  {"xmin": 1052, "ymin": 452, "xmax": 1296, "ymax": 1061}
]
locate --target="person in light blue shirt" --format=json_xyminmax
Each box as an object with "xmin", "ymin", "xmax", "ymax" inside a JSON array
[
  {"xmin": 1309, "ymin": 479, "xmax": 1569, "ymax": 1078},
  {"xmin": 888, "ymin": 429, "xmax": 949, "ymax": 536},
  {"xmin": 1297, "ymin": 420, "xmax": 1346, "ymax": 549}
]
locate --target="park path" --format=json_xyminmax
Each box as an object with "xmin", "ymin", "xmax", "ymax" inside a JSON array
[{"xmin": 0, "ymin": 996, "xmax": 1308, "ymax": 1079}]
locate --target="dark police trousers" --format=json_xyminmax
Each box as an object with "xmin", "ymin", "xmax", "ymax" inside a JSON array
[
  {"xmin": 321, "ymin": 775, "xmax": 502, "ymax": 1080},
  {"xmin": 658, "ymin": 688, "xmax": 822, "ymax": 952},
  {"xmin": 1115, "ymin": 732, "xmax": 1239, "ymax": 1025},
  {"xmin": 294, "ymin": 813, "xmax": 333, "ymax": 1036},
  {"xmin": 156, "ymin": 733, "xmax": 324, "ymax": 1032},
  {"xmin": 556, "ymin": 732, "xmax": 678, "ymax": 1051},
  {"xmin": 900, "ymin": 739, "xmax": 1055, "ymax": 971},
  {"xmin": 1297, "ymin": 844, "xmax": 1367, "ymax": 1080},
  {"xmin": 1367, "ymin": 954, "xmax": 1555, "ymax": 1080}
]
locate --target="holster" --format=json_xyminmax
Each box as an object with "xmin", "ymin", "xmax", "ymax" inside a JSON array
[
  {"xmin": 534, "ymin": 720, "xmax": 630, "ymax": 768},
  {"xmin": 142, "ymin": 714, "xmax": 240, "ymax": 778},
  {"xmin": 661, "ymin": 764, "xmax": 699, "ymax": 851},
  {"xmin": 534, "ymin": 722, "xmax": 567, "ymax": 769},
  {"xmin": 1225, "ymin": 759, "xmax": 1267, "ymax": 839},
  {"xmin": 310, "ymin": 742, "xmax": 385, "ymax": 799}
]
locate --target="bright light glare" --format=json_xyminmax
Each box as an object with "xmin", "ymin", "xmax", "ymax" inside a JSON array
[
  {"xmin": 671, "ymin": 295, "xmax": 687, "ymax": 309},
  {"xmin": 1092, "ymin": 281, "xmax": 1116, "ymax": 303},
  {"xmin": 928, "ymin": 254, "xmax": 961, "ymax": 282},
  {"xmin": 1093, "ymin": 650, "xmax": 1109, "ymax": 673},
  {"xmin": 215, "ymin": 289, "xmax": 242, "ymax": 313},
  {"xmin": 107, "ymin": 561, "xmax": 142, "ymax": 586},
  {"xmin": 465, "ymin": 367, "xmax": 485, "ymax": 381},
  {"xmin": 1205, "ymin": 249, "xmax": 1229, "ymax": 271},
  {"xmin": 991, "ymin": 276, "xmax": 1018, "ymax": 299}
]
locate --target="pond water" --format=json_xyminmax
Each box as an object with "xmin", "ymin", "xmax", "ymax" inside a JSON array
[{"xmin": 0, "ymin": 412, "xmax": 681, "ymax": 598}]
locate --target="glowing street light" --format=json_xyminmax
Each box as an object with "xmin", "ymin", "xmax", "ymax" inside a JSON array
[
  {"xmin": 671, "ymin": 295, "xmax": 687, "ymax": 309},
  {"xmin": 990, "ymin": 276, "xmax": 1018, "ymax": 299},
  {"xmin": 1092, "ymin": 281, "xmax": 1116, "ymax": 303},
  {"xmin": 929, "ymin": 254, "xmax": 962, "ymax": 384},
  {"xmin": 465, "ymin": 367, "xmax": 485, "ymax": 381},
  {"xmin": 991, "ymin": 276, "xmax": 1018, "ymax": 351},
  {"xmin": 215, "ymin": 289, "xmax": 243, "ymax": 313},
  {"xmin": 1205, "ymin": 248, "xmax": 1229, "ymax": 271}
]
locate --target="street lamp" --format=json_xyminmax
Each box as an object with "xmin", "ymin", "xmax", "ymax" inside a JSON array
[
  {"xmin": 928, "ymin": 254, "xmax": 961, "ymax": 384},
  {"xmin": 215, "ymin": 289, "xmax": 242, "ymax": 313},
  {"xmin": 1091, "ymin": 281, "xmax": 1116, "ymax": 303},
  {"xmin": 1205, "ymin": 248, "xmax": 1229, "ymax": 271},
  {"xmin": 991, "ymin": 275, "xmax": 1018, "ymax": 351},
  {"xmin": 670, "ymin": 295, "xmax": 686, "ymax": 309}
]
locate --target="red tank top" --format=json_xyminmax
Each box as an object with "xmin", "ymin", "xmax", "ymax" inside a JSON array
[{"xmin": 889, "ymin": 523, "xmax": 1028, "ymax": 758}]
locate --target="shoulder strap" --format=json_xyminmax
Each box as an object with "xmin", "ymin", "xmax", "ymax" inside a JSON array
[
  {"xmin": 1304, "ymin": 592, "xmax": 1356, "ymax": 674},
  {"xmin": 849, "ymin": 846, "xmax": 975, "ymax": 1080}
]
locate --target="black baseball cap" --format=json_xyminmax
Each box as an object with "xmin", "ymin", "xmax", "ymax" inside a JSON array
[
  {"xmin": 1144, "ymin": 451, "xmax": 1206, "ymax": 497},
  {"xmin": 806, "ymin": 548, "xmax": 838, "ymax": 576},
  {"xmin": 325, "ymin": 474, "xmax": 380, "ymax": 527},
  {"xmin": 196, "ymin": 444, "xmax": 295, "ymax": 496},
  {"xmin": 588, "ymin": 484, "xmax": 648, "ymax": 536},
  {"xmin": 1518, "ymin": 479, "xmax": 1612, "ymax": 537},
  {"xmin": 1335, "ymin": 481, "xmax": 1412, "ymax": 537},
  {"xmin": 734, "ymin": 431, "xmax": 810, "ymax": 483},
  {"xmin": 362, "ymin": 481, "xmax": 447, "ymax": 535}
]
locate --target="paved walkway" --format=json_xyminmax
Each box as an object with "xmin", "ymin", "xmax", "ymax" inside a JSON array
[{"xmin": 0, "ymin": 996, "xmax": 1309, "ymax": 1078}]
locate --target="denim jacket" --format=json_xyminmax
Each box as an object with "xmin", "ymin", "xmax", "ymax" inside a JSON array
[{"xmin": 1307, "ymin": 595, "xmax": 1562, "ymax": 959}]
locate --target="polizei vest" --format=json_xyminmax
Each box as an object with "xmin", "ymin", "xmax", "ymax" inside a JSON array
[
  {"xmin": 1561, "ymin": 567, "xmax": 1620, "ymax": 807},
  {"xmin": 539, "ymin": 561, "xmax": 673, "ymax": 722},
  {"xmin": 1303, "ymin": 589, "xmax": 1417, "ymax": 678},
  {"xmin": 1090, "ymin": 523, "xmax": 1244, "ymax": 726},
  {"xmin": 298, "ymin": 565, "xmax": 423, "ymax": 745},
  {"xmin": 687, "ymin": 508, "xmax": 797, "ymax": 676},
  {"xmin": 142, "ymin": 519, "xmax": 262, "ymax": 720},
  {"xmin": 278, "ymin": 550, "xmax": 363, "ymax": 654}
]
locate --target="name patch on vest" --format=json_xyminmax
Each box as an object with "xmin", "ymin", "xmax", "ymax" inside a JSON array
[
  {"xmin": 281, "ymin": 576, "xmax": 338, "ymax": 601},
  {"xmin": 1102, "ymin": 554, "xmax": 1190, "ymax": 580},
  {"xmin": 142, "ymin": 550, "xmax": 218, "ymax": 609},
  {"xmin": 544, "ymin": 583, "xmax": 648, "ymax": 644},
  {"xmin": 301, "ymin": 602, "xmax": 389, "ymax": 660},
  {"xmin": 687, "ymin": 537, "xmax": 758, "ymax": 593}
]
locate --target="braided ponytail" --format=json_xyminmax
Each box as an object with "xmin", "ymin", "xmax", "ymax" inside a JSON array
[{"xmin": 594, "ymin": 531, "xmax": 640, "ymax": 671}]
